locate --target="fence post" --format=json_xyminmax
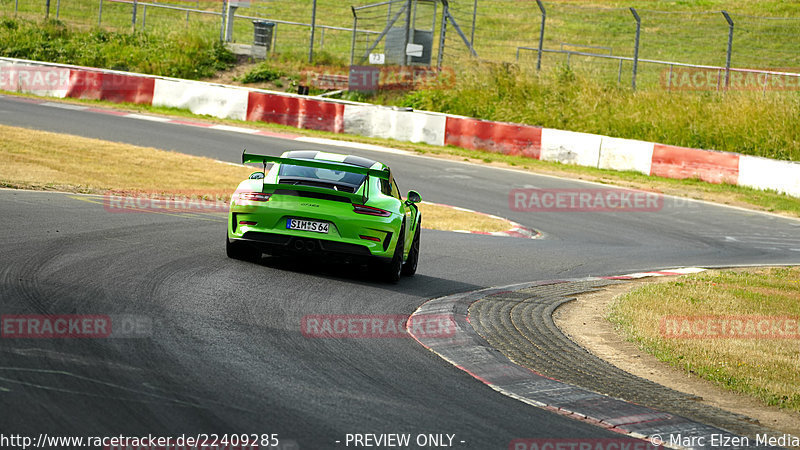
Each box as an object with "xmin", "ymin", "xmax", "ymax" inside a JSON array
[
  {"xmin": 14, "ymin": 0, "xmax": 18, "ymax": 17},
  {"xmin": 132, "ymin": 0, "xmax": 138, "ymax": 31},
  {"xmin": 219, "ymin": 0, "xmax": 226, "ymax": 42},
  {"xmin": 535, "ymin": 0, "xmax": 545, "ymax": 71},
  {"xmin": 223, "ymin": 2, "xmax": 236, "ymax": 42},
  {"xmin": 469, "ymin": 0, "xmax": 477, "ymax": 47},
  {"xmin": 630, "ymin": 7, "xmax": 640, "ymax": 90},
  {"xmin": 437, "ymin": 0, "xmax": 448, "ymax": 69},
  {"xmin": 98, "ymin": 0, "xmax": 102, "ymax": 25},
  {"xmin": 721, "ymin": 10, "xmax": 734, "ymax": 89},
  {"xmin": 272, "ymin": 23, "xmax": 278, "ymax": 53},
  {"xmin": 45, "ymin": 0, "xmax": 51, "ymax": 19},
  {"xmin": 350, "ymin": 7, "xmax": 357, "ymax": 66},
  {"xmin": 142, "ymin": 5, "xmax": 146, "ymax": 30},
  {"xmin": 403, "ymin": 0, "xmax": 412, "ymax": 66},
  {"xmin": 309, "ymin": 0, "xmax": 317, "ymax": 63},
  {"xmin": 56, "ymin": 0, "xmax": 60, "ymax": 19}
]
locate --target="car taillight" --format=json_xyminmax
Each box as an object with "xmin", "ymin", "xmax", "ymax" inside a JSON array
[
  {"xmin": 238, "ymin": 192, "xmax": 271, "ymax": 202},
  {"xmin": 359, "ymin": 235, "xmax": 382, "ymax": 242},
  {"xmin": 352, "ymin": 204, "xmax": 391, "ymax": 217}
]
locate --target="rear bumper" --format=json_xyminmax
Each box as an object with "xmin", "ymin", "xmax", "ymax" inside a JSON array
[
  {"xmin": 229, "ymin": 201, "xmax": 400, "ymax": 258},
  {"xmin": 230, "ymin": 232, "xmax": 391, "ymax": 264}
]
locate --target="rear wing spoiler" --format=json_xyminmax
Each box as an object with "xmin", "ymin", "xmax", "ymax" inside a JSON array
[
  {"xmin": 260, "ymin": 183, "xmax": 364, "ymax": 204},
  {"xmin": 242, "ymin": 151, "xmax": 390, "ymax": 180},
  {"xmin": 242, "ymin": 150, "xmax": 389, "ymax": 204}
]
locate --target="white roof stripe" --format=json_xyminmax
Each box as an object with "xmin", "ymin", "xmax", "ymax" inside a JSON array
[{"xmin": 314, "ymin": 151, "xmax": 348, "ymax": 163}]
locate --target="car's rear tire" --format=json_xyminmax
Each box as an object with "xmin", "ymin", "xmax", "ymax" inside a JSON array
[
  {"xmin": 226, "ymin": 237, "xmax": 259, "ymax": 261},
  {"xmin": 376, "ymin": 229, "xmax": 404, "ymax": 283},
  {"xmin": 401, "ymin": 223, "xmax": 420, "ymax": 277}
]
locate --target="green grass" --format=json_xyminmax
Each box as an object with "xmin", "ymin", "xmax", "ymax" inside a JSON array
[
  {"xmin": 465, "ymin": 1, "xmax": 800, "ymax": 70},
  {"xmin": 391, "ymin": 63, "xmax": 800, "ymax": 162},
  {"xmin": 4, "ymin": 0, "xmax": 800, "ymax": 70},
  {"xmin": 236, "ymin": 63, "xmax": 283, "ymax": 83},
  {"xmin": 608, "ymin": 267, "xmax": 800, "ymax": 412},
  {"xmin": 2, "ymin": 0, "xmax": 800, "ymax": 163},
  {"xmin": 0, "ymin": 17, "xmax": 234, "ymax": 78}
]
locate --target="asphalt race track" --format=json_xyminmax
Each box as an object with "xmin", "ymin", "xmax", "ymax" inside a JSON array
[{"xmin": 1, "ymin": 95, "xmax": 799, "ymax": 449}]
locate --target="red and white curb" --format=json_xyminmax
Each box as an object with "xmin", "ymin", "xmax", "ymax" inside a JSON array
[
  {"xmin": 600, "ymin": 267, "xmax": 706, "ymax": 280},
  {"xmin": 405, "ymin": 268, "xmax": 752, "ymax": 450},
  {"xmin": 3, "ymin": 56, "xmax": 799, "ymax": 198}
]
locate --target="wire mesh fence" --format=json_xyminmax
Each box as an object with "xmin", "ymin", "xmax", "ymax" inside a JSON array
[{"xmin": 2, "ymin": 0, "xmax": 799, "ymax": 90}]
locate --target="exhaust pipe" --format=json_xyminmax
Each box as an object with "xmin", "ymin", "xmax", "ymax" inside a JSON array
[{"xmin": 294, "ymin": 240, "xmax": 305, "ymax": 250}]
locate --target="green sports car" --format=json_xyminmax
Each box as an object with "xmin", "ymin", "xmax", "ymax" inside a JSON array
[{"xmin": 226, "ymin": 150, "xmax": 422, "ymax": 282}]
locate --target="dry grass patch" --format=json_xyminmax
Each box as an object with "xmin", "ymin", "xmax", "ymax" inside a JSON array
[
  {"xmin": 0, "ymin": 124, "xmax": 251, "ymax": 197},
  {"xmin": 609, "ymin": 267, "xmax": 800, "ymax": 412},
  {"xmin": 416, "ymin": 202, "xmax": 511, "ymax": 233},
  {"xmin": 0, "ymin": 124, "xmax": 512, "ymax": 233}
]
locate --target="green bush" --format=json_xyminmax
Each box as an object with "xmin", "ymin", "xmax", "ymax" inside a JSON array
[
  {"xmin": 0, "ymin": 19, "xmax": 234, "ymax": 79},
  {"xmin": 237, "ymin": 63, "xmax": 284, "ymax": 83}
]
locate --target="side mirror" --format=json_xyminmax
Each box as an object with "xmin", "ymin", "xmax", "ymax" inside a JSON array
[
  {"xmin": 249, "ymin": 172, "xmax": 265, "ymax": 180},
  {"xmin": 406, "ymin": 190, "xmax": 421, "ymax": 204}
]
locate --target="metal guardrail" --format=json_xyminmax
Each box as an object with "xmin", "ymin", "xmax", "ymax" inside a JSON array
[
  {"xmin": 102, "ymin": 0, "xmax": 382, "ymax": 59},
  {"xmin": 559, "ymin": 42, "xmax": 612, "ymax": 55},
  {"xmin": 108, "ymin": 0, "xmax": 369, "ymax": 33}
]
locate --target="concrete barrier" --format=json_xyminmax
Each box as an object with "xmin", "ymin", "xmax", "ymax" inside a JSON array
[
  {"xmin": 0, "ymin": 61, "xmax": 70, "ymax": 98},
  {"xmin": 297, "ymin": 96, "xmax": 345, "ymax": 133},
  {"xmin": 153, "ymin": 79, "xmax": 248, "ymax": 120},
  {"xmin": 738, "ymin": 155, "xmax": 800, "ymax": 198},
  {"xmin": 651, "ymin": 143, "xmax": 739, "ymax": 184},
  {"xmin": 66, "ymin": 70, "xmax": 155, "ymax": 104},
  {"xmin": 598, "ymin": 137, "xmax": 655, "ymax": 175},
  {"xmin": 246, "ymin": 91, "xmax": 344, "ymax": 133},
  {"xmin": 343, "ymin": 104, "xmax": 446, "ymax": 146},
  {"xmin": 2, "ymin": 56, "xmax": 800, "ymax": 199},
  {"xmin": 539, "ymin": 128, "xmax": 602, "ymax": 167},
  {"xmin": 444, "ymin": 116, "xmax": 541, "ymax": 159}
]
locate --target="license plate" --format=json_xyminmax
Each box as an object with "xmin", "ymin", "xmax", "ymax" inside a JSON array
[{"xmin": 287, "ymin": 218, "xmax": 329, "ymax": 234}]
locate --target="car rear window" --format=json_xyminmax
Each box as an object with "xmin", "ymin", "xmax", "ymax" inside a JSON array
[{"xmin": 278, "ymin": 162, "xmax": 366, "ymax": 191}]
